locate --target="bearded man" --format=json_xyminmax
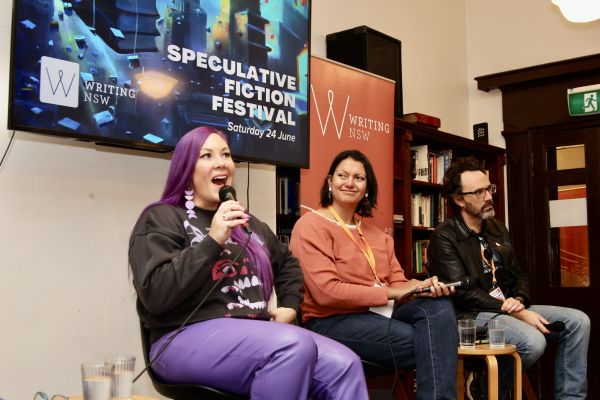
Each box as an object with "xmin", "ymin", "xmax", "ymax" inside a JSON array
[{"xmin": 427, "ymin": 157, "xmax": 589, "ymax": 400}]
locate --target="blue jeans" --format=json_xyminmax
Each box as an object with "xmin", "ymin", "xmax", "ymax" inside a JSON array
[
  {"xmin": 306, "ymin": 298, "xmax": 458, "ymax": 400},
  {"xmin": 150, "ymin": 318, "xmax": 369, "ymax": 399},
  {"xmin": 477, "ymin": 305, "xmax": 590, "ymax": 399}
]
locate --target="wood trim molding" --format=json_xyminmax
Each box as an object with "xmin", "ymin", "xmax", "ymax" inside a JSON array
[{"xmin": 475, "ymin": 53, "xmax": 600, "ymax": 92}]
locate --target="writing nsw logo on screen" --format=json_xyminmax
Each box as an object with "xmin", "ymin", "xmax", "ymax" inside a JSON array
[
  {"xmin": 39, "ymin": 56, "xmax": 79, "ymax": 108},
  {"xmin": 310, "ymin": 86, "xmax": 390, "ymax": 142}
]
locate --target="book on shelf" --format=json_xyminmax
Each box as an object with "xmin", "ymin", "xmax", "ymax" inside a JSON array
[
  {"xmin": 410, "ymin": 145, "xmax": 429, "ymax": 182},
  {"xmin": 410, "ymin": 146, "xmax": 453, "ymax": 184},
  {"xmin": 413, "ymin": 239, "xmax": 430, "ymax": 274},
  {"xmin": 401, "ymin": 113, "xmax": 441, "ymax": 129},
  {"xmin": 411, "ymin": 193, "xmax": 446, "ymax": 228},
  {"xmin": 428, "ymin": 150, "xmax": 453, "ymax": 184},
  {"xmin": 435, "ymin": 150, "xmax": 452, "ymax": 184},
  {"xmin": 409, "ymin": 150, "xmax": 418, "ymax": 179}
]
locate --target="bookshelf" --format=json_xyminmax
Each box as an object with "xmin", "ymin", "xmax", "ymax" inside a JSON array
[
  {"xmin": 275, "ymin": 166, "xmax": 300, "ymax": 239},
  {"xmin": 393, "ymin": 118, "xmax": 506, "ymax": 278}
]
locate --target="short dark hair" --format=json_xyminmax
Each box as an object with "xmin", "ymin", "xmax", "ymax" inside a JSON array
[
  {"xmin": 442, "ymin": 156, "xmax": 487, "ymax": 212},
  {"xmin": 319, "ymin": 150, "xmax": 378, "ymax": 217}
]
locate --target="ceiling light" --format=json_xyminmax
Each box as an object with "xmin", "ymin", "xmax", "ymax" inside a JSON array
[{"xmin": 552, "ymin": 0, "xmax": 600, "ymax": 23}]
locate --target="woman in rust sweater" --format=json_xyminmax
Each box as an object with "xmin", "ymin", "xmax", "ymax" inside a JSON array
[{"xmin": 290, "ymin": 149, "xmax": 458, "ymax": 400}]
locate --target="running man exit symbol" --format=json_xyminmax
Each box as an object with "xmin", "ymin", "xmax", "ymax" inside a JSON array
[
  {"xmin": 568, "ymin": 84, "xmax": 600, "ymax": 116},
  {"xmin": 584, "ymin": 92, "xmax": 597, "ymax": 113}
]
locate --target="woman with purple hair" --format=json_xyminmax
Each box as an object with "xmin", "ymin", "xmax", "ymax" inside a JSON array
[{"xmin": 129, "ymin": 126, "xmax": 368, "ymax": 399}]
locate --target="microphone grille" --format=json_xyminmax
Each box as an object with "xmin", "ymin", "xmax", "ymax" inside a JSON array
[
  {"xmin": 219, "ymin": 185, "xmax": 236, "ymax": 202},
  {"xmin": 462, "ymin": 276, "xmax": 477, "ymax": 290}
]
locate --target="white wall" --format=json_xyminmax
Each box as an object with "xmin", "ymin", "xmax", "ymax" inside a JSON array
[
  {"xmin": 466, "ymin": 0, "xmax": 600, "ymax": 147},
  {"xmin": 312, "ymin": 0, "xmax": 470, "ymax": 135},
  {"xmin": 2, "ymin": 0, "xmax": 600, "ymax": 398}
]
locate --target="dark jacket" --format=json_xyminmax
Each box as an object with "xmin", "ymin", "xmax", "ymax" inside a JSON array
[{"xmin": 427, "ymin": 215, "xmax": 530, "ymax": 319}]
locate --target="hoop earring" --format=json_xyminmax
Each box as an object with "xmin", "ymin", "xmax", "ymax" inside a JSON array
[{"xmin": 184, "ymin": 187, "xmax": 197, "ymax": 219}]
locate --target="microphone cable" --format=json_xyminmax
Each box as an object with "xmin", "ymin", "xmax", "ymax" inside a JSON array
[
  {"xmin": 385, "ymin": 291, "xmax": 416, "ymax": 400},
  {"xmin": 384, "ymin": 278, "xmax": 474, "ymax": 398},
  {"xmin": 133, "ymin": 230, "xmax": 253, "ymax": 383}
]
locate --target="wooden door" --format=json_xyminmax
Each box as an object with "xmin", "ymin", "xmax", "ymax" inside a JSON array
[{"xmin": 527, "ymin": 125, "xmax": 598, "ymax": 398}]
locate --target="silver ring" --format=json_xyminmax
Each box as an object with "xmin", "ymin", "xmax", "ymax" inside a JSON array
[{"xmin": 223, "ymin": 213, "xmax": 228, "ymax": 221}]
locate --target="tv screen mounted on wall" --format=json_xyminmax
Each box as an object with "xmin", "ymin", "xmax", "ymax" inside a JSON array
[{"xmin": 8, "ymin": 0, "xmax": 310, "ymax": 167}]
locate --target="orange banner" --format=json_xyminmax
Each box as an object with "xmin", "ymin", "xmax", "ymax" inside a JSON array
[{"xmin": 303, "ymin": 56, "xmax": 395, "ymax": 230}]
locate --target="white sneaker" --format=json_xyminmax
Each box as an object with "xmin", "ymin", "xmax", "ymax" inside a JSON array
[{"xmin": 465, "ymin": 371, "xmax": 475, "ymax": 400}]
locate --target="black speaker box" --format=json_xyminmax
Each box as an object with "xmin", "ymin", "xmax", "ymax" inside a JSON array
[{"xmin": 326, "ymin": 25, "xmax": 403, "ymax": 116}]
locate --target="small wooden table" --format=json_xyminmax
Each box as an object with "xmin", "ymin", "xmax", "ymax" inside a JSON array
[{"xmin": 457, "ymin": 344, "xmax": 522, "ymax": 400}]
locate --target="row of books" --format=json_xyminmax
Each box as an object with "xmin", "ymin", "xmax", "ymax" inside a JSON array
[
  {"xmin": 410, "ymin": 145, "xmax": 453, "ymax": 184},
  {"xmin": 411, "ymin": 193, "xmax": 447, "ymax": 228},
  {"xmin": 277, "ymin": 176, "xmax": 300, "ymax": 216},
  {"xmin": 413, "ymin": 239, "xmax": 429, "ymax": 274}
]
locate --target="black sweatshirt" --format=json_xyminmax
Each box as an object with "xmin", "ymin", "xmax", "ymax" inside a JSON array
[{"xmin": 129, "ymin": 204, "xmax": 303, "ymax": 342}]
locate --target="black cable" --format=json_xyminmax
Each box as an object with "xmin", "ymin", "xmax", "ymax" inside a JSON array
[
  {"xmin": 246, "ymin": 161, "xmax": 250, "ymax": 211},
  {"xmin": 385, "ymin": 292, "xmax": 415, "ymax": 399},
  {"xmin": 133, "ymin": 231, "xmax": 253, "ymax": 383},
  {"xmin": 0, "ymin": 130, "xmax": 16, "ymax": 169}
]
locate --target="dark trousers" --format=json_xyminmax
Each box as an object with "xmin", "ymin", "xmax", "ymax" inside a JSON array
[{"xmin": 306, "ymin": 297, "xmax": 458, "ymax": 400}]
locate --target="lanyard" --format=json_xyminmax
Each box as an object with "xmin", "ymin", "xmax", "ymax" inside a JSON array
[
  {"xmin": 480, "ymin": 243, "xmax": 498, "ymax": 286},
  {"xmin": 327, "ymin": 206, "xmax": 383, "ymax": 286}
]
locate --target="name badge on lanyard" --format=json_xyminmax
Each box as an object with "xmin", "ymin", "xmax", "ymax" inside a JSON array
[
  {"xmin": 489, "ymin": 286, "xmax": 505, "ymax": 300},
  {"xmin": 481, "ymin": 243, "xmax": 504, "ymax": 300}
]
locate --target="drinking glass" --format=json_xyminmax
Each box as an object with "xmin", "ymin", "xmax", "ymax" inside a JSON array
[
  {"xmin": 487, "ymin": 319, "xmax": 506, "ymax": 348},
  {"xmin": 81, "ymin": 361, "xmax": 113, "ymax": 400},
  {"xmin": 458, "ymin": 319, "xmax": 476, "ymax": 349},
  {"xmin": 104, "ymin": 354, "xmax": 136, "ymax": 400}
]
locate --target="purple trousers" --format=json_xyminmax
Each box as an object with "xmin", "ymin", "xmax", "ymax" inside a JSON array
[{"xmin": 150, "ymin": 318, "xmax": 368, "ymax": 400}]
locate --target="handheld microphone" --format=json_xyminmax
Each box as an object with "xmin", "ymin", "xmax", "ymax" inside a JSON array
[
  {"xmin": 219, "ymin": 185, "xmax": 252, "ymax": 235},
  {"xmin": 410, "ymin": 277, "xmax": 476, "ymax": 295}
]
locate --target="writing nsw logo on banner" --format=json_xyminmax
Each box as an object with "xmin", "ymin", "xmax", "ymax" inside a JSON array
[
  {"xmin": 310, "ymin": 85, "xmax": 391, "ymax": 142},
  {"xmin": 40, "ymin": 56, "xmax": 79, "ymax": 108}
]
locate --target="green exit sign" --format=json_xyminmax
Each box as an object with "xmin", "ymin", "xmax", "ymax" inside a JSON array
[{"xmin": 568, "ymin": 84, "xmax": 600, "ymax": 116}]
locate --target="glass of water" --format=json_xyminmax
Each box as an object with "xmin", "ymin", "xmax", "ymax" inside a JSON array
[
  {"xmin": 488, "ymin": 319, "xmax": 506, "ymax": 348},
  {"xmin": 81, "ymin": 361, "xmax": 113, "ymax": 400},
  {"xmin": 104, "ymin": 354, "xmax": 136, "ymax": 400},
  {"xmin": 458, "ymin": 319, "xmax": 476, "ymax": 349}
]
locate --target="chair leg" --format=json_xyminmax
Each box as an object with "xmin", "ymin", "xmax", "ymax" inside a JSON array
[
  {"xmin": 484, "ymin": 355, "xmax": 499, "ymax": 400},
  {"xmin": 523, "ymin": 372, "xmax": 538, "ymax": 400},
  {"xmin": 510, "ymin": 352, "xmax": 522, "ymax": 400},
  {"xmin": 366, "ymin": 371, "xmax": 414, "ymax": 400},
  {"xmin": 397, "ymin": 370, "xmax": 415, "ymax": 400},
  {"xmin": 456, "ymin": 358, "xmax": 465, "ymax": 400}
]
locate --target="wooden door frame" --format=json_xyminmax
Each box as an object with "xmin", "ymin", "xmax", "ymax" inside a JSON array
[
  {"xmin": 529, "ymin": 125, "xmax": 595, "ymax": 306},
  {"xmin": 477, "ymin": 54, "xmax": 600, "ymax": 399}
]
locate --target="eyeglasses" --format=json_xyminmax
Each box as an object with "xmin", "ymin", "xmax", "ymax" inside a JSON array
[{"xmin": 459, "ymin": 184, "xmax": 496, "ymax": 199}]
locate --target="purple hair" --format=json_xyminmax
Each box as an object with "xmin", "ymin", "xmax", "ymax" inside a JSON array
[{"xmin": 143, "ymin": 126, "xmax": 274, "ymax": 301}]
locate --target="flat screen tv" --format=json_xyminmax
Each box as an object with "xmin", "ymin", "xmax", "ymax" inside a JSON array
[{"xmin": 8, "ymin": 0, "xmax": 310, "ymax": 167}]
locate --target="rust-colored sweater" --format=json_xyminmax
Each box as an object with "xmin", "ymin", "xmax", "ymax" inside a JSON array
[{"xmin": 290, "ymin": 211, "xmax": 408, "ymax": 324}]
